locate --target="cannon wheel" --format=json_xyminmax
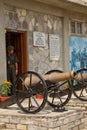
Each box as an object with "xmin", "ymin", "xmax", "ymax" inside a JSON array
[
  {"xmin": 45, "ymin": 70, "xmax": 72, "ymax": 108},
  {"xmin": 15, "ymin": 71, "xmax": 47, "ymax": 114},
  {"xmin": 72, "ymin": 68, "xmax": 87, "ymax": 101}
]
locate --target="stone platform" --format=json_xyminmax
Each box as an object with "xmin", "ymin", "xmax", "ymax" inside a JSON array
[{"xmin": 0, "ymin": 101, "xmax": 85, "ymax": 130}]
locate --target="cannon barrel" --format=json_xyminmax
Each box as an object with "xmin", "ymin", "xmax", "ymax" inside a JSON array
[
  {"xmin": 24, "ymin": 71, "xmax": 77, "ymax": 86},
  {"xmin": 74, "ymin": 73, "xmax": 87, "ymax": 81},
  {"xmin": 43, "ymin": 71, "xmax": 76, "ymax": 82}
]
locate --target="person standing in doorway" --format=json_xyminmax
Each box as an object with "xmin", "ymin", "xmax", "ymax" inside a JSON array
[{"xmin": 7, "ymin": 45, "xmax": 18, "ymax": 94}]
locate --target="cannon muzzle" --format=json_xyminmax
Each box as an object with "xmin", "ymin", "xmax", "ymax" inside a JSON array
[{"xmin": 74, "ymin": 73, "xmax": 87, "ymax": 81}]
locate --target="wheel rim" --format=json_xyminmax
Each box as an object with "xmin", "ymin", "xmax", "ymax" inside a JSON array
[
  {"xmin": 73, "ymin": 68, "xmax": 87, "ymax": 101},
  {"xmin": 45, "ymin": 70, "xmax": 72, "ymax": 108},
  {"xmin": 15, "ymin": 71, "xmax": 47, "ymax": 114}
]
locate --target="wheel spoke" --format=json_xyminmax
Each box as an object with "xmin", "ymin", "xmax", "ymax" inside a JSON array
[{"xmin": 30, "ymin": 73, "xmax": 32, "ymax": 87}]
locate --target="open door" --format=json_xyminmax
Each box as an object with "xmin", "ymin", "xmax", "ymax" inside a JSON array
[{"xmin": 5, "ymin": 29, "xmax": 27, "ymax": 75}]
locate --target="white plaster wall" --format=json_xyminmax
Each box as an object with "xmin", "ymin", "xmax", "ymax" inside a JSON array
[{"xmin": 0, "ymin": 0, "xmax": 7, "ymax": 82}]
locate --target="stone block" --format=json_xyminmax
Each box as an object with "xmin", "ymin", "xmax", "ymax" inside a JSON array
[
  {"xmin": 17, "ymin": 124, "xmax": 27, "ymax": 130},
  {"xmin": 6, "ymin": 124, "xmax": 16, "ymax": 129},
  {"xmin": 72, "ymin": 126, "xmax": 79, "ymax": 130},
  {"xmin": 0, "ymin": 123, "xmax": 6, "ymax": 129}
]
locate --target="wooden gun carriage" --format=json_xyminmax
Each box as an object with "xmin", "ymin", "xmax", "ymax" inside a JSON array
[{"xmin": 14, "ymin": 68, "xmax": 87, "ymax": 114}]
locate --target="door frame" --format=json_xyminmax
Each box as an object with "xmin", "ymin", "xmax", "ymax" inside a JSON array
[{"xmin": 5, "ymin": 28, "xmax": 27, "ymax": 74}]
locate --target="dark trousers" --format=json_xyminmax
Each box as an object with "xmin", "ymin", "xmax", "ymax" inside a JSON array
[{"xmin": 7, "ymin": 65, "xmax": 16, "ymax": 94}]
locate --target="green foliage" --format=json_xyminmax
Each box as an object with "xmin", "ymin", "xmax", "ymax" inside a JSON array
[
  {"xmin": 0, "ymin": 81, "xmax": 12, "ymax": 96},
  {"xmin": 60, "ymin": 82, "xmax": 69, "ymax": 90}
]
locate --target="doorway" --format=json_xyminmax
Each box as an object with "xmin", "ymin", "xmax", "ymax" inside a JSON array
[{"xmin": 5, "ymin": 29, "xmax": 27, "ymax": 75}]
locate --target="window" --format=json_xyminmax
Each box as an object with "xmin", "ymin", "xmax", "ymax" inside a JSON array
[
  {"xmin": 77, "ymin": 22, "xmax": 82, "ymax": 34},
  {"xmin": 71, "ymin": 22, "xmax": 75, "ymax": 33},
  {"xmin": 71, "ymin": 21, "xmax": 83, "ymax": 34}
]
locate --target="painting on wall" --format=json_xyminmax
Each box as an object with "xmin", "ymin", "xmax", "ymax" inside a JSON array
[{"xmin": 69, "ymin": 36, "xmax": 87, "ymax": 70}]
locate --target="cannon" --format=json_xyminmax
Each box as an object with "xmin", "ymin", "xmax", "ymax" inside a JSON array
[
  {"xmin": 14, "ymin": 69, "xmax": 87, "ymax": 114},
  {"xmin": 14, "ymin": 70, "xmax": 75, "ymax": 114}
]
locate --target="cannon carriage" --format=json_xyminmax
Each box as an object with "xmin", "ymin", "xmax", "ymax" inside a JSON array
[{"xmin": 14, "ymin": 68, "xmax": 87, "ymax": 114}]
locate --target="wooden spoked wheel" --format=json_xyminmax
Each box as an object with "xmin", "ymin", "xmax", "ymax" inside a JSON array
[
  {"xmin": 72, "ymin": 68, "xmax": 87, "ymax": 101},
  {"xmin": 45, "ymin": 70, "xmax": 72, "ymax": 108},
  {"xmin": 15, "ymin": 71, "xmax": 47, "ymax": 114}
]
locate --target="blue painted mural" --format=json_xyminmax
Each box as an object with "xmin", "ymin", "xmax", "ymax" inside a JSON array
[{"xmin": 70, "ymin": 36, "xmax": 87, "ymax": 70}]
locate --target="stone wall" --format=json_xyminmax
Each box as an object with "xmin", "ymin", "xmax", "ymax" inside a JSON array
[
  {"xmin": 28, "ymin": 12, "xmax": 63, "ymax": 73},
  {"xmin": 1, "ymin": 0, "xmax": 87, "ymax": 81},
  {"xmin": 0, "ymin": 96, "xmax": 87, "ymax": 130},
  {"xmin": 66, "ymin": 99, "xmax": 87, "ymax": 130},
  {"xmin": 0, "ymin": 108, "xmax": 84, "ymax": 130},
  {"xmin": 4, "ymin": 4, "xmax": 63, "ymax": 74}
]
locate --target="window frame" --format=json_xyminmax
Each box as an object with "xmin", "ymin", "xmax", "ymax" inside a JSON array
[{"xmin": 70, "ymin": 21, "xmax": 83, "ymax": 35}]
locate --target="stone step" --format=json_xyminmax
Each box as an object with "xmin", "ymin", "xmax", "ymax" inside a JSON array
[{"xmin": 0, "ymin": 123, "xmax": 6, "ymax": 129}]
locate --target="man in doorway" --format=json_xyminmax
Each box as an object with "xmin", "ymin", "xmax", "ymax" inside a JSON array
[{"xmin": 7, "ymin": 45, "xmax": 18, "ymax": 94}]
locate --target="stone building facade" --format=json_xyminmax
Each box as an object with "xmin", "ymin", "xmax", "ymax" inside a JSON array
[{"xmin": 0, "ymin": 0, "xmax": 87, "ymax": 82}]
